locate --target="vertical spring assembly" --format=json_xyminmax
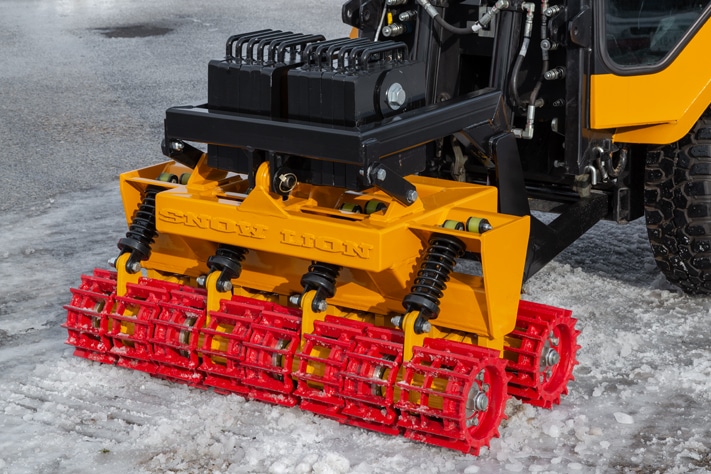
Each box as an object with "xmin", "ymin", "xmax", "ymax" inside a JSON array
[
  {"xmin": 207, "ymin": 245, "xmax": 249, "ymax": 292},
  {"xmin": 117, "ymin": 186, "xmax": 160, "ymax": 273},
  {"xmin": 300, "ymin": 262, "xmax": 342, "ymax": 312},
  {"xmin": 402, "ymin": 234, "xmax": 465, "ymax": 325}
]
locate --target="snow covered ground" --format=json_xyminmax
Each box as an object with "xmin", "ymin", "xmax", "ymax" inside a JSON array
[
  {"xmin": 1, "ymin": 186, "xmax": 710, "ymax": 474},
  {"xmin": 1, "ymin": 0, "xmax": 710, "ymax": 472}
]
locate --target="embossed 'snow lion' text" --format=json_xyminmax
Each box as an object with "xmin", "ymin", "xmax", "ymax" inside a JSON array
[{"xmin": 158, "ymin": 209, "xmax": 267, "ymax": 238}]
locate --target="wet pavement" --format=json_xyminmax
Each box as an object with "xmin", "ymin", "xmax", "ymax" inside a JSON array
[{"xmin": 0, "ymin": 0, "xmax": 349, "ymax": 212}]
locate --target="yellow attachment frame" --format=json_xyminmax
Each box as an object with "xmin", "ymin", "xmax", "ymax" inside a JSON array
[{"xmin": 117, "ymin": 155, "xmax": 530, "ymax": 357}]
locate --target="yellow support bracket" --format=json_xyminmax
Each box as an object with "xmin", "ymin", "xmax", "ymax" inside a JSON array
[
  {"xmin": 205, "ymin": 271, "xmax": 233, "ymax": 320},
  {"xmin": 401, "ymin": 311, "xmax": 445, "ymax": 362},
  {"xmin": 299, "ymin": 290, "xmax": 329, "ymax": 348},
  {"xmin": 115, "ymin": 253, "xmax": 141, "ymax": 297}
]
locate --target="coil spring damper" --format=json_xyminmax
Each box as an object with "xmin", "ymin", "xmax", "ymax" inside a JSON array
[
  {"xmin": 401, "ymin": 233, "xmax": 466, "ymax": 333},
  {"xmin": 117, "ymin": 186, "xmax": 160, "ymax": 274},
  {"xmin": 206, "ymin": 245, "xmax": 248, "ymax": 293},
  {"xmin": 299, "ymin": 262, "xmax": 341, "ymax": 312}
]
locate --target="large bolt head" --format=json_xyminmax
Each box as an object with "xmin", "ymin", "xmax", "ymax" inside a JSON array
[
  {"xmin": 314, "ymin": 299, "xmax": 328, "ymax": 312},
  {"xmin": 386, "ymin": 82, "xmax": 407, "ymax": 110},
  {"xmin": 544, "ymin": 348, "xmax": 561, "ymax": 366},
  {"xmin": 127, "ymin": 260, "xmax": 142, "ymax": 274},
  {"xmin": 406, "ymin": 189, "xmax": 418, "ymax": 203},
  {"xmin": 473, "ymin": 391, "xmax": 489, "ymax": 411},
  {"xmin": 217, "ymin": 280, "xmax": 233, "ymax": 292}
]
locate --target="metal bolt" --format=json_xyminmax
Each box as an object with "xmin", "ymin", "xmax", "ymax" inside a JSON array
[
  {"xmin": 217, "ymin": 279, "xmax": 233, "ymax": 292},
  {"xmin": 196, "ymin": 275, "xmax": 207, "ymax": 287},
  {"xmin": 391, "ymin": 315, "xmax": 404, "ymax": 328},
  {"xmin": 543, "ymin": 348, "xmax": 561, "ymax": 366},
  {"xmin": 126, "ymin": 260, "xmax": 141, "ymax": 274},
  {"xmin": 170, "ymin": 140, "xmax": 185, "ymax": 152},
  {"xmin": 419, "ymin": 321, "xmax": 431, "ymax": 333},
  {"xmin": 108, "ymin": 256, "xmax": 118, "ymax": 268},
  {"xmin": 406, "ymin": 189, "xmax": 418, "ymax": 203},
  {"xmin": 314, "ymin": 299, "xmax": 328, "ymax": 312},
  {"xmin": 386, "ymin": 82, "xmax": 407, "ymax": 110},
  {"xmin": 289, "ymin": 294, "xmax": 301, "ymax": 306},
  {"xmin": 375, "ymin": 168, "xmax": 387, "ymax": 181},
  {"xmin": 472, "ymin": 391, "xmax": 489, "ymax": 411}
]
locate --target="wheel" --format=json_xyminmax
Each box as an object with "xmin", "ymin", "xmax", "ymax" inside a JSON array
[
  {"xmin": 395, "ymin": 339, "xmax": 509, "ymax": 455},
  {"xmin": 644, "ymin": 107, "xmax": 711, "ymax": 294},
  {"xmin": 504, "ymin": 301, "xmax": 579, "ymax": 409}
]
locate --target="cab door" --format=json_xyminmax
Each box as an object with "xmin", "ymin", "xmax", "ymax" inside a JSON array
[{"xmin": 589, "ymin": 0, "xmax": 711, "ymax": 144}]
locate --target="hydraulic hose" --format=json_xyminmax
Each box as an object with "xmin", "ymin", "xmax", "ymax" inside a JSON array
[
  {"xmin": 529, "ymin": 0, "xmax": 550, "ymax": 108},
  {"xmin": 509, "ymin": 3, "xmax": 536, "ymax": 110},
  {"xmin": 433, "ymin": 14, "xmax": 475, "ymax": 35},
  {"xmin": 415, "ymin": 0, "xmax": 509, "ymax": 36}
]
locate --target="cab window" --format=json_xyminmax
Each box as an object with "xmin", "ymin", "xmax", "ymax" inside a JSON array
[{"xmin": 606, "ymin": 0, "xmax": 708, "ymax": 66}]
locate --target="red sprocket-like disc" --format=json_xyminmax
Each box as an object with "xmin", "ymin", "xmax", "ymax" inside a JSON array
[
  {"xmin": 63, "ymin": 269, "xmax": 118, "ymax": 364},
  {"xmin": 395, "ymin": 338, "xmax": 510, "ymax": 455},
  {"xmin": 339, "ymin": 325, "xmax": 403, "ymax": 435},
  {"xmin": 504, "ymin": 300, "xmax": 580, "ymax": 408}
]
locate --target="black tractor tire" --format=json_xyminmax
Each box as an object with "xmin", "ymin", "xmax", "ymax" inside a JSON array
[{"xmin": 644, "ymin": 107, "xmax": 711, "ymax": 294}]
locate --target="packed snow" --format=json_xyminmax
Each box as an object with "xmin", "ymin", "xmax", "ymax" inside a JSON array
[
  {"xmin": 0, "ymin": 186, "xmax": 710, "ymax": 473},
  {"xmin": 1, "ymin": 0, "xmax": 710, "ymax": 471}
]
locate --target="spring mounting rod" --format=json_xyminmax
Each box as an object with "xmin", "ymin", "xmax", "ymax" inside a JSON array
[
  {"xmin": 117, "ymin": 186, "xmax": 160, "ymax": 273},
  {"xmin": 402, "ymin": 233, "xmax": 465, "ymax": 327},
  {"xmin": 207, "ymin": 245, "xmax": 249, "ymax": 292},
  {"xmin": 300, "ymin": 262, "xmax": 341, "ymax": 312}
]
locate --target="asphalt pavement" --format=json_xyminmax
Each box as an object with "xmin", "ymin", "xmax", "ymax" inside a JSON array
[{"xmin": 0, "ymin": 0, "xmax": 350, "ymax": 213}]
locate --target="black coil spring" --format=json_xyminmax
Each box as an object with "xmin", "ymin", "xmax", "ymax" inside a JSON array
[
  {"xmin": 402, "ymin": 234, "xmax": 465, "ymax": 318},
  {"xmin": 301, "ymin": 262, "xmax": 341, "ymax": 300},
  {"xmin": 117, "ymin": 186, "xmax": 159, "ymax": 262},
  {"xmin": 208, "ymin": 245, "xmax": 248, "ymax": 279}
]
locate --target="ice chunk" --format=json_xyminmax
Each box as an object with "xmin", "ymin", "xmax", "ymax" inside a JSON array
[{"xmin": 613, "ymin": 412, "xmax": 634, "ymax": 424}]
